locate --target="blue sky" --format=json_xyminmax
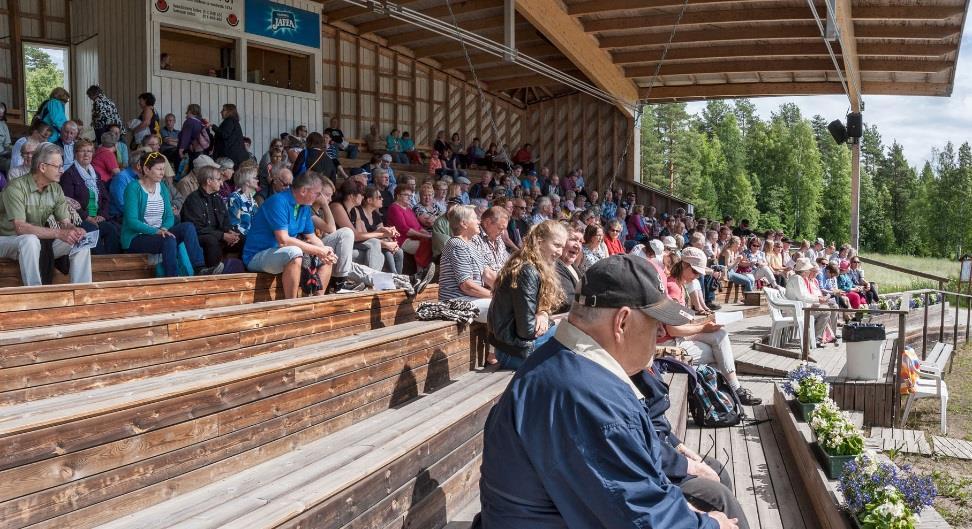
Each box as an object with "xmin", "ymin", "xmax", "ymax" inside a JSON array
[{"xmin": 686, "ymin": 28, "xmax": 972, "ymax": 169}]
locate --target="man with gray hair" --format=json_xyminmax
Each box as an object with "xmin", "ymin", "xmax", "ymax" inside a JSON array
[
  {"xmin": 56, "ymin": 120, "xmax": 80, "ymax": 170},
  {"xmin": 530, "ymin": 196, "xmax": 552, "ymax": 226},
  {"xmin": 7, "ymin": 138, "xmax": 40, "ymax": 181},
  {"xmin": 0, "ymin": 142, "xmax": 92, "ymax": 286},
  {"xmin": 182, "ymin": 165, "xmax": 242, "ymax": 267},
  {"xmin": 480, "ymin": 255, "xmax": 739, "ymax": 529}
]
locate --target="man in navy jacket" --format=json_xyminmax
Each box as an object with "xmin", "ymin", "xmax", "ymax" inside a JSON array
[{"xmin": 480, "ymin": 255, "xmax": 738, "ymax": 529}]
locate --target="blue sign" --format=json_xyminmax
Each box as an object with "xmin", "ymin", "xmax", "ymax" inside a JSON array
[{"xmin": 245, "ymin": 0, "xmax": 320, "ymax": 49}]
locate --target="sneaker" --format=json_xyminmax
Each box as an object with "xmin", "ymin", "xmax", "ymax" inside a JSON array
[
  {"xmin": 392, "ymin": 274, "xmax": 415, "ymax": 296},
  {"xmin": 735, "ymin": 387, "xmax": 762, "ymax": 406},
  {"xmin": 410, "ymin": 262, "xmax": 436, "ymax": 297},
  {"xmin": 198, "ymin": 262, "xmax": 225, "ymax": 275},
  {"xmin": 707, "ymin": 302, "xmax": 722, "ymax": 311},
  {"xmin": 327, "ymin": 278, "xmax": 359, "ymax": 294}
]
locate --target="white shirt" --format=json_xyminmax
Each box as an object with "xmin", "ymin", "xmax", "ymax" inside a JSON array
[
  {"xmin": 554, "ymin": 320, "xmax": 644, "ymax": 399},
  {"xmin": 143, "ymin": 183, "xmax": 165, "ymax": 229}
]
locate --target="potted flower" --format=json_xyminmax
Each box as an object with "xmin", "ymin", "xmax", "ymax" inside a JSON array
[
  {"xmin": 808, "ymin": 399, "xmax": 865, "ymax": 479},
  {"xmin": 839, "ymin": 454, "xmax": 937, "ymax": 529},
  {"xmin": 782, "ymin": 363, "xmax": 830, "ymax": 421}
]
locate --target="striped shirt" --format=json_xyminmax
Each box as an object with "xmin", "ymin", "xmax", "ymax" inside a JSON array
[
  {"xmin": 143, "ymin": 184, "xmax": 165, "ymax": 229},
  {"xmin": 439, "ymin": 236, "xmax": 487, "ymax": 301}
]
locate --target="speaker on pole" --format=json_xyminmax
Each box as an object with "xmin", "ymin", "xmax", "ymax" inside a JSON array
[
  {"xmin": 828, "ymin": 119, "xmax": 847, "ymax": 145},
  {"xmin": 846, "ymin": 112, "xmax": 863, "ymax": 139}
]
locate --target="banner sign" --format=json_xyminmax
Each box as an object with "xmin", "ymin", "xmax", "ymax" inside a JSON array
[
  {"xmin": 153, "ymin": 0, "xmax": 243, "ymax": 30},
  {"xmin": 245, "ymin": 0, "xmax": 321, "ymax": 49}
]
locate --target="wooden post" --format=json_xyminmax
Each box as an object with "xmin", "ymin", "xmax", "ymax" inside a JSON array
[
  {"xmin": 893, "ymin": 312, "xmax": 905, "ymax": 426},
  {"xmin": 9, "ymin": 0, "xmax": 23, "ymax": 115},
  {"xmin": 850, "ymin": 141, "xmax": 861, "ymax": 249},
  {"xmin": 939, "ymin": 281, "xmax": 946, "ymax": 341}
]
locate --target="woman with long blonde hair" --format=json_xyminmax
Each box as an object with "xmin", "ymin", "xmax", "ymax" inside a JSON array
[{"xmin": 487, "ymin": 220, "xmax": 567, "ymax": 370}]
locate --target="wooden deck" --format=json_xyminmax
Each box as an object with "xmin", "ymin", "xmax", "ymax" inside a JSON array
[{"xmin": 686, "ymin": 376, "xmax": 821, "ymax": 529}]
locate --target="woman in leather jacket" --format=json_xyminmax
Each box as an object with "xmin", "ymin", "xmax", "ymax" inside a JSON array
[{"xmin": 487, "ymin": 220, "xmax": 567, "ymax": 370}]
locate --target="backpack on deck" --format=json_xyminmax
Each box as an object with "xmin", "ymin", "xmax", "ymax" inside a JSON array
[{"xmin": 654, "ymin": 357, "xmax": 745, "ymax": 428}]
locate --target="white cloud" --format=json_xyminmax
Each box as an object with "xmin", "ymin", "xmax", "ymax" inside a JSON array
[{"xmin": 685, "ymin": 28, "xmax": 972, "ymax": 168}]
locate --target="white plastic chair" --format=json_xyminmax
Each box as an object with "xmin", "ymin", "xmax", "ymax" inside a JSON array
[
  {"xmin": 764, "ymin": 287, "xmax": 795, "ymax": 347},
  {"xmin": 900, "ymin": 342, "xmax": 953, "ymax": 434},
  {"xmin": 765, "ymin": 287, "xmax": 813, "ymax": 350}
]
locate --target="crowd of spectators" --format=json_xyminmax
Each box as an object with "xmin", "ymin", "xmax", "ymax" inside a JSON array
[{"xmin": 0, "ymin": 89, "xmax": 897, "ymax": 529}]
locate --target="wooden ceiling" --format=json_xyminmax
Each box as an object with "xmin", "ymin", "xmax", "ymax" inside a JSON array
[{"xmin": 319, "ymin": 0, "xmax": 970, "ymax": 106}]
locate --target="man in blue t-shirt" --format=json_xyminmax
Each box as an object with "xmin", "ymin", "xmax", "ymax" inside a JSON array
[{"xmin": 243, "ymin": 171, "xmax": 337, "ymax": 299}]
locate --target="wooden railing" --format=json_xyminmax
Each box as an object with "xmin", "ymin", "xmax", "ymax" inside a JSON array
[{"xmin": 857, "ymin": 255, "xmax": 951, "ymax": 286}]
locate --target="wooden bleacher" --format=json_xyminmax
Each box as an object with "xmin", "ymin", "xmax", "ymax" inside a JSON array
[
  {"xmin": 0, "ymin": 286, "xmax": 437, "ymax": 405},
  {"xmin": 0, "ymin": 277, "xmax": 512, "ymax": 529},
  {"xmin": 0, "ymin": 273, "xmax": 282, "ymax": 330},
  {"xmin": 0, "ymin": 254, "xmax": 156, "ymax": 287}
]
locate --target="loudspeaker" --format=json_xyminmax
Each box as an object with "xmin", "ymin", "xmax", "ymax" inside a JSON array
[
  {"xmin": 828, "ymin": 119, "xmax": 847, "ymax": 145},
  {"xmin": 846, "ymin": 112, "xmax": 863, "ymax": 138}
]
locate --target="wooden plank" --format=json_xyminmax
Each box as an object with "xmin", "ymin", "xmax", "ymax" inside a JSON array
[
  {"xmin": 85, "ymin": 371, "xmax": 509, "ymax": 529},
  {"xmin": 753, "ymin": 404, "xmax": 802, "ymax": 529},
  {"xmin": 24, "ymin": 361, "xmax": 489, "ymax": 529},
  {"xmin": 0, "ymin": 341, "xmax": 474, "ymax": 526},
  {"xmin": 0, "ymin": 322, "xmax": 459, "ymax": 440}
]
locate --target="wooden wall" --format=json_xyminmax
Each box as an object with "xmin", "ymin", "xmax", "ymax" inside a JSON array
[
  {"xmin": 322, "ymin": 24, "xmax": 523, "ymax": 148},
  {"xmin": 523, "ymin": 92, "xmax": 631, "ymax": 192},
  {"xmin": 70, "ymin": 0, "xmax": 147, "ymax": 130}
]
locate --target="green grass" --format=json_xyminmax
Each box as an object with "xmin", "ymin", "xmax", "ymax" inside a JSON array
[{"xmin": 860, "ymin": 253, "xmax": 960, "ymax": 294}]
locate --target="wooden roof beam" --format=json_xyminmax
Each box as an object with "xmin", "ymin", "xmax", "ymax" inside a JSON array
[
  {"xmin": 355, "ymin": 0, "xmax": 497, "ymax": 35},
  {"xmin": 638, "ymin": 80, "xmax": 950, "ymax": 100},
  {"xmin": 410, "ymin": 25, "xmax": 538, "ymax": 57},
  {"xmin": 469, "ymin": 58, "xmax": 579, "ymax": 80},
  {"xmin": 612, "ymin": 42, "xmax": 832, "ymax": 63},
  {"xmin": 487, "ymin": 73, "xmax": 576, "ymax": 91},
  {"xmin": 599, "ymin": 23, "xmax": 962, "ymax": 48},
  {"xmin": 323, "ymin": 0, "xmax": 424, "ymax": 23},
  {"xmin": 624, "ymin": 57, "xmax": 949, "ymax": 77},
  {"xmin": 834, "ymin": 0, "xmax": 862, "ymax": 111},
  {"xmin": 585, "ymin": 5, "xmax": 965, "ymax": 32},
  {"xmin": 568, "ymin": 0, "xmax": 737, "ymax": 16},
  {"xmin": 436, "ymin": 41, "xmax": 557, "ymax": 69},
  {"xmin": 514, "ymin": 0, "xmax": 640, "ymax": 114},
  {"xmin": 385, "ymin": 15, "xmax": 507, "ymax": 46}
]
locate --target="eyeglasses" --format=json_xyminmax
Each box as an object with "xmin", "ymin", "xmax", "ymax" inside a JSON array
[
  {"xmin": 40, "ymin": 161, "xmax": 63, "ymax": 172},
  {"xmin": 142, "ymin": 151, "xmax": 163, "ymax": 167}
]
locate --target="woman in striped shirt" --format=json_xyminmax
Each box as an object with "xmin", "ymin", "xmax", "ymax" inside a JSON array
[{"xmin": 121, "ymin": 152, "xmax": 220, "ymax": 277}]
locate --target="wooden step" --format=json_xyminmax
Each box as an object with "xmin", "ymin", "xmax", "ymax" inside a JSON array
[
  {"xmin": 0, "ymin": 320, "xmax": 475, "ymax": 529},
  {"xmin": 735, "ymin": 347, "xmax": 807, "ymax": 377},
  {"xmin": 0, "ymin": 254, "xmax": 155, "ymax": 287},
  {"xmin": 86, "ymin": 369, "xmax": 511, "ymax": 529},
  {"xmin": 0, "ymin": 286, "xmax": 437, "ymax": 405},
  {"xmin": 0, "ymin": 273, "xmax": 282, "ymax": 331}
]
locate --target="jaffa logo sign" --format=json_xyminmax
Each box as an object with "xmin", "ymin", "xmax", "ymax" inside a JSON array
[{"xmin": 270, "ymin": 10, "xmax": 297, "ymax": 32}]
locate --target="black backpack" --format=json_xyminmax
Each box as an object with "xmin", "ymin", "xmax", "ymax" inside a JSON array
[{"xmin": 655, "ymin": 357, "xmax": 745, "ymax": 428}]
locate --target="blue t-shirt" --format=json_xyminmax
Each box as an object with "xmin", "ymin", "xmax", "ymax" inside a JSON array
[
  {"xmin": 108, "ymin": 168, "xmax": 137, "ymax": 220},
  {"xmin": 242, "ymin": 190, "xmax": 314, "ymax": 264}
]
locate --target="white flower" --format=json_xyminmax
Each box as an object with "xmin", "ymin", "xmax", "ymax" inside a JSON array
[{"xmin": 873, "ymin": 500, "xmax": 905, "ymax": 519}]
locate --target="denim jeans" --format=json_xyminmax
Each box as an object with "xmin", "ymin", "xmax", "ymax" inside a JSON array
[
  {"xmin": 728, "ymin": 271, "xmax": 755, "ymax": 291},
  {"xmin": 127, "ymin": 222, "xmax": 205, "ymax": 277},
  {"xmin": 495, "ymin": 325, "xmax": 557, "ymax": 371}
]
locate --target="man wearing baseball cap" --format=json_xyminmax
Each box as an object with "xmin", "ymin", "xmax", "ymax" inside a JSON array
[{"xmin": 480, "ymin": 255, "xmax": 738, "ymax": 529}]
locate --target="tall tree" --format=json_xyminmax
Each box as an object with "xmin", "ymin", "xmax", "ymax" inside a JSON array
[{"xmin": 875, "ymin": 142, "xmax": 918, "ymax": 252}]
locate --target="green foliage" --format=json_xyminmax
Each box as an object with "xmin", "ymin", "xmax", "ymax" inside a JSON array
[
  {"xmin": 23, "ymin": 46, "xmax": 63, "ymax": 121},
  {"xmin": 637, "ymin": 99, "xmax": 972, "ymax": 258}
]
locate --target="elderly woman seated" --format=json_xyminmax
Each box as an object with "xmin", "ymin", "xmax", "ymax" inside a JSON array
[{"xmin": 438, "ymin": 205, "xmax": 492, "ymax": 322}]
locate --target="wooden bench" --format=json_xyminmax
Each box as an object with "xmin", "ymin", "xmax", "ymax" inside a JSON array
[
  {"xmin": 0, "ymin": 273, "xmax": 283, "ymax": 331},
  {"xmin": 773, "ymin": 385, "xmax": 952, "ymax": 528},
  {"xmin": 0, "ymin": 286, "xmax": 437, "ymax": 405},
  {"xmin": 0, "ymin": 254, "xmax": 155, "ymax": 287},
  {"xmin": 0, "ymin": 320, "xmax": 487, "ymax": 529}
]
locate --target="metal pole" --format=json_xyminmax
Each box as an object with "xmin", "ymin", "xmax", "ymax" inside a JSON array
[
  {"xmin": 503, "ymin": 0, "xmax": 516, "ymax": 62},
  {"xmin": 922, "ymin": 292, "xmax": 929, "ymax": 360},
  {"xmin": 850, "ymin": 142, "xmax": 861, "ymax": 249},
  {"xmin": 802, "ymin": 306, "xmax": 811, "ymax": 361}
]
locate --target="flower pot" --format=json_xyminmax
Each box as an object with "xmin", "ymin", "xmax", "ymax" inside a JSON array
[
  {"xmin": 812, "ymin": 442, "xmax": 858, "ymax": 480},
  {"xmin": 792, "ymin": 399, "xmax": 819, "ymax": 422},
  {"xmin": 847, "ymin": 512, "xmax": 864, "ymax": 529}
]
